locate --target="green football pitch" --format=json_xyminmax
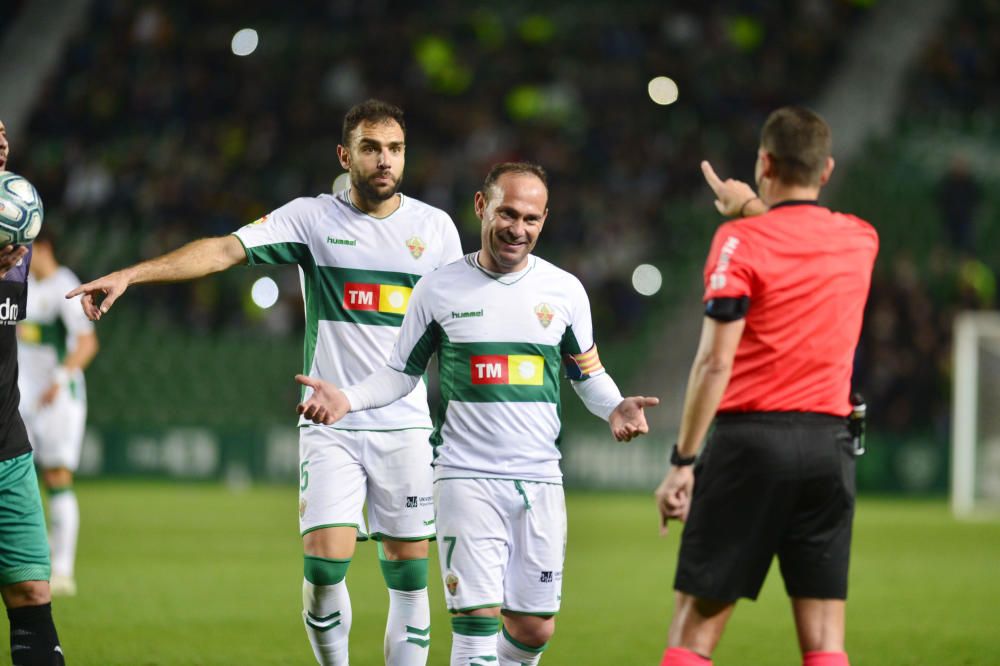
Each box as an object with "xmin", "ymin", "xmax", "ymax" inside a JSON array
[{"xmin": 8, "ymin": 482, "xmax": 999, "ymax": 665}]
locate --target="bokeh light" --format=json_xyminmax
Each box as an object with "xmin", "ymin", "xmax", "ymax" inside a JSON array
[
  {"xmin": 231, "ymin": 28, "xmax": 259, "ymax": 57},
  {"xmin": 332, "ymin": 172, "xmax": 351, "ymax": 193},
  {"xmin": 250, "ymin": 277, "xmax": 279, "ymax": 308},
  {"xmin": 647, "ymin": 76, "xmax": 679, "ymax": 105},
  {"xmin": 631, "ymin": 264, "xmax": 663, "ymax": 296}
]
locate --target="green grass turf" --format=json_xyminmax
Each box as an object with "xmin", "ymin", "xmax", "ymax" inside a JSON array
[{"xmin": 7, "ymin": 483, "xmax": 999, "ymax": 664}]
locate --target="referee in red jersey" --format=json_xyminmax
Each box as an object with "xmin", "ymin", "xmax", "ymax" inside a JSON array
[{"xmin": 655, "ymin": 107, "xmax": 878, "ymax": 666}]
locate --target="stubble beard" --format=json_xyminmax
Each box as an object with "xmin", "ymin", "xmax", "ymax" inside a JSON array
[{"xmin": 352, "ymin": 169, "xmax": 402, "ymax": 203}]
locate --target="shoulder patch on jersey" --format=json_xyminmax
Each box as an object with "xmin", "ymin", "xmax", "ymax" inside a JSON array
[
  {"xmin": 406, "ymin": 236, "xmax": 426, "ymax": 259},
  {"xmin": 249, "ymin": 215, "xmax": 268, "ymax": 226},
  {"xmin": 534, "ymin": 303, "xmax": 554, "ymax": 328}
]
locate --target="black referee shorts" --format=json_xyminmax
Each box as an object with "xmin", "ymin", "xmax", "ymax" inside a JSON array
[{"xmin": 674, "ymin": 412, "xmax": 855, "ymax": 602}]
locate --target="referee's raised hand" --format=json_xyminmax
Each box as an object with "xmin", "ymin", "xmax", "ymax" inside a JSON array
[{"xmin": 701, "ymin": 160, "xmax": 763, "ymax": 218}]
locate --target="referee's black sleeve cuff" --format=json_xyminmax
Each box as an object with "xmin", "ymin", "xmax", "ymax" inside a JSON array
[{"xmin": 705, "ymin": 296, "xmax": 750, "ymax": 321}]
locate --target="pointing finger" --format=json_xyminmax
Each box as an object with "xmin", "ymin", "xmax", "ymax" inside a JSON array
[
  {"xmin": 295, "ymin": 374, "xmax": 319, "ymax": 389},
  {"xmin": 701, "ymin": 160, "xmax": 724, "ymax": 193}
]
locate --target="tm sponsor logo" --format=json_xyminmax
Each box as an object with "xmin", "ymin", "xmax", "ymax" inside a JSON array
[{"xmin": 452, "ymin": 309, "xmax": 483, "ymax": 319}]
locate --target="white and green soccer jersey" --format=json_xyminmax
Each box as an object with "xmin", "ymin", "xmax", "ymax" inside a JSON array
[
  {"xmin": 389, "ymin": 253, "xmax": 602, "ymax": 482},
  {"xmin": 233, "ymin": 190, "xmax": 463, "ymax": 430},
  {"xmin": 17, "ymin": 267, "xmax": 94, "ymax": 410}
]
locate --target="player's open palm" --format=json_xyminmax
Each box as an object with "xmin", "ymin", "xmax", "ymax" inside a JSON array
[
  {"xmin": 66, "ymin": 271, "xmax": 130, "ymax": 321},
  {"xmin": 295, "ymin": 374, "xmax": 350, "ymax": 425},
  {"xmin": 609, "ymin": 396, "xmax": 659, "ymax": 442}
]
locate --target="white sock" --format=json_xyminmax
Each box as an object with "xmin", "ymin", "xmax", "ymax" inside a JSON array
[
  {"xmin": 48, "ymin": 489, "xmax": 79, "ymax": 579},
  {"xmin": 303, "ymin": 578, "xmax": 352, "ymax": 666},
  {"xmin": 497, "ymin": 627, "xmax": 546, "ymax": 665},
  {"xmin": 385, "ymin": 588, "xmax": 430, "ymax": 665},
  {"xmin": 451, "ymin": 632, "xmax": 498, "ymax": 666}
]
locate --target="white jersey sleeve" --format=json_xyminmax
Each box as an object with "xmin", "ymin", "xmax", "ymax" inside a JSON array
[
  {"xmin": 232, "ymin": 198, "xmax": 316, "ymax": 265},
  {"xmin": 559, "ymin": 278, "xmax": 606, "ymax": 381},
  {"xmin": 388, "ymin": 277, "xmax": 440, "ymax": 376}
]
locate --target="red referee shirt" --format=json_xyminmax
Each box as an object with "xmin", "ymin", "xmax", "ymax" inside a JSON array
[{"xmin": 703, "ymin": 201, "xmax": 879, "ymax": 416}]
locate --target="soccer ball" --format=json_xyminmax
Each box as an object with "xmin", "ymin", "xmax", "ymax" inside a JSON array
[{"xmin": 0, "ymin": 171, "xmax": 44, "ymax": 245}]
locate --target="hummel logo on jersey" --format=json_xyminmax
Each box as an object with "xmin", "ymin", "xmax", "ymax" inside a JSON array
[
  {"xmin": 540, "ymin": 571, "xmax": 554, "ymax": 583},
  {"xmin": 470, "ymin": 354, "xmax": 544, "ymax": 386},
  {"xmin": 343, "ymin": 282, "xmax": 412, "ymax": 314},
  {"xmin": 452, "ymin": 309, "xmax": 483, "ymax": 319},
  {"xmin": 406, "ymin": 496, "xmax": 418, "ymax": 508},
  {"xmin": 0, "ymin": 297, "xmax": 19, "ymax": 323},
  {"xmin": 327, "ymin": 236, "xmax": 357, "ymax": 246}
]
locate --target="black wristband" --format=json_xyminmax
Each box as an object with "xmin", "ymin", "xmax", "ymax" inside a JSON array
[{"xmin": 670, "ymin": 443, "xmax": 697, "ymax": 466}]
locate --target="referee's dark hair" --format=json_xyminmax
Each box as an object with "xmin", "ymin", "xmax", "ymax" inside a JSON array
[
  {"xmin": 760, "ymin": 106, "xmax": 832, "ymax": 187},
  {"xmin": 341, "ymin": 99, "xmax": 406, "ymax": 147},
  {"xmin": 482, "ymin": 162, "xmax": 549, "ymax": 202}
]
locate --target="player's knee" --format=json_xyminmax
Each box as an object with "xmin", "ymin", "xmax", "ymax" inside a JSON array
[
  {"xmin": 302, "ymin": 526, "xmax": 357, "ymax": 559},
  {"xmin": 380, "ymin": 537, "xmax": 429, "ymax": 561},
  {"xmin": 2, "ymin": 580, "xmax": 52, "ymax": 608},
  {"xmin": 503, "ymin": 614, "xmax": 556, "ymax": 648}
]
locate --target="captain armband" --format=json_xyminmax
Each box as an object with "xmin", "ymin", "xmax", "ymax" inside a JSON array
[
  {"xmin": 705, "ymin": 296, "xmax": 750, "ymax": 322},
  {"xmin": 562, "ymin": 344, "xmax": 605, "ymax": 380}
]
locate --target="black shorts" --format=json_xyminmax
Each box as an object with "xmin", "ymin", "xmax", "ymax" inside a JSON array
[{"xmin": 674, "ymin": 412, "xmax": 855, "ymax": 602}]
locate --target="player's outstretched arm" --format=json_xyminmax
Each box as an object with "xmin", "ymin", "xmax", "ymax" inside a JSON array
[
  {"xmin": 65, "ymin": 235, "xmax": 247, "ymax": 320},
  {"xmin": 609, "ymin": 396, "xmax": 660, "ymax": 442},
  {"xmin": 701, "ymin": 160, "xmax": 766, "ymax": 218},
  {"xmin": 295, "ymin": 374, "xmax": 351, "ymax": 425}
]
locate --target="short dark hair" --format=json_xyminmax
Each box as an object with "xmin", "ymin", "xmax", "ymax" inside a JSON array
[
  {"xmin": 760, "ymin": 106, "xmax": 832, "ymax": 187},
  {"xmin": 482, "ymin": 162, "xmax": 548, "ymax": 199},
  {"xmin": 341, "ymin": 99, "xmax": 406, "ymax": 147}
]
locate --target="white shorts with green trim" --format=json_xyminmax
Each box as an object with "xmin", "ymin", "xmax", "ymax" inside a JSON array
[
  {"xmin": 434, "ymin": 478, "xmax": 566, "ymax": 615},
  {"xmin": 20, "ymin": 388, "xmax": 86, "ymax": 471},
  {"xmin": 298, "ymin": 426, "xmax": 435, "ymax": 540}
]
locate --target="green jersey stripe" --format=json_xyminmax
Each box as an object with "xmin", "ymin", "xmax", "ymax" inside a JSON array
[
  {"xmin": 314, "ymin": 266, "xmax": 421, "ymax": 327},
  {"xmin": 439, "ymin": 340, "xmax": 561, "ymax": 405},
  {"xmin": 24, "ymin": 319, "xmax": 70, "ymax": 361},
  {"xmin": 403, "ymin": 321, "xmax": 442, "ymax": 375},
  {"xmin": 560, "ymin": 324, "xmax": 583, "ymax": 355},
  {"xmin": 245, "ymin": 240, "xmax": 308, "ymax": 266}
]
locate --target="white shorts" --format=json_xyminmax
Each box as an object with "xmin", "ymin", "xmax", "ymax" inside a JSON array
[
  {"xmin": 298, "ymin": 427, "xmax": 435, "ymax": 541},
  {"xmin": 434, "ymin": 478, "xmax": 566, "ymax": 615},
  {"xmin": 20, "ymin": 389, "xmax": 86, "ymax": 471}
]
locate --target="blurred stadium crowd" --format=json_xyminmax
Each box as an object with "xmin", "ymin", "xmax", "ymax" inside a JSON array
[
  {"xmin": 8, "ymin": 0, "xmax": 998, "ymax": 440},
  {"xmin": 852, "ymin": 0, "xmax": 999, "ymax": 438},
  {"xmin": 18, "ymin": 0, "xmax": 866, "ymax": 330}
]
